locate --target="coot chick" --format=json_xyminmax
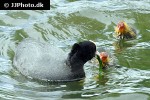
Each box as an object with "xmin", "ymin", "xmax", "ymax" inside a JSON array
[
  {"xmin": 115, "ymin": 21, "xmax": 136, "ymax": 40},
  {"xmin": 13, "ymin": 38, "xmax": 96, "ymax": 82}
]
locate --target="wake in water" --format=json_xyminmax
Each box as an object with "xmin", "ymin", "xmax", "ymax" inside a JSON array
[{"xmin": 107, "ymin": 66, "xmax": 150, "ymax": 94}]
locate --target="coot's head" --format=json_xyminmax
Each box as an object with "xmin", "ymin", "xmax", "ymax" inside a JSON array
[
  {"xmin": 65, "ymin": 41, "xmax": 96, "ymax": 78},
  {"xmin": 78, "ymin": 41, "xmax": 96, "ymax": 62},
  {"xmin": 69, "ymin": 41, "xmax": 96, "ymax": 63}
]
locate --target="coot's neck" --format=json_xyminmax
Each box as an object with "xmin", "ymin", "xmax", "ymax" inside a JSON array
[{"xmin": 66, "ymin": 53, "xmax": 85, "ymax": 73}]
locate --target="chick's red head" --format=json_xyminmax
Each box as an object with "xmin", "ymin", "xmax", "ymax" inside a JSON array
[
  {"xmin": 99, "ymin": 52, "xmax": 108, "ymax": 63},
  {"xmin": 117, "ymin": 21, "xmax": 125, "ymax": 33}
]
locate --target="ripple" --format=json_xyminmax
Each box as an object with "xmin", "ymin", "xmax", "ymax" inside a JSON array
[
  {"xmin": 0, "ymin": 0, "xmax": 150, "ymax": 99},
  {"xmin": 107, "ymin": 67, "xmax": 150, "ymax": 94}
]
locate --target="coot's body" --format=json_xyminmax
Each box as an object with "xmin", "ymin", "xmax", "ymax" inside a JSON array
[{"xmin": 13, "ymin": 38, "xmax": 96, "ymax": 81}]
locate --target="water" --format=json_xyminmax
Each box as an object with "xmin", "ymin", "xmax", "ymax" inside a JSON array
[{"xmin": 0, "ymin": 0, "xmax": 150, "ymax": 99}]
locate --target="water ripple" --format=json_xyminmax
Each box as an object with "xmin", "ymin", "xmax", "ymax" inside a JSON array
[{"xmin": 0, "ymin": 0, "xmax": 150, "ymax": 99}]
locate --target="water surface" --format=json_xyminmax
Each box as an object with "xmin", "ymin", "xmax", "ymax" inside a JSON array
[{"xmin": 0, "ymin": 0, "xmax": 150, "ymax": 99}]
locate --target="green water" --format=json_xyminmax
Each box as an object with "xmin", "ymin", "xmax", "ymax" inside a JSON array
[{"xmin": 0, "ymin": 0, "xmax": 150, "ymax": 99}]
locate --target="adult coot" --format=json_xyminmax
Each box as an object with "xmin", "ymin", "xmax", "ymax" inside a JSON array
[{"xmin": 13, "ymin": 38, "xmax": 96, "ymax": 82}]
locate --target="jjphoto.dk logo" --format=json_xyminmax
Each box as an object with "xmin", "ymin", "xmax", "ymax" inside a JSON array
[
  {"xmin": 4, "ymin": 2, "xmax": 44, "ymax": 8},
  {"xmin": 1, "ymin": 0, "xmax": 50, "ymax": 10}
]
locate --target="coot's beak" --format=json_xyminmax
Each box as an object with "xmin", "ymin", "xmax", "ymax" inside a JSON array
[{"xmin": 95, "ymin": 51, "xmax": 100, "ymax": 56}]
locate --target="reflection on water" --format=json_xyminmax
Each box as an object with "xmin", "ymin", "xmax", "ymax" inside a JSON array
[
  {"xmin": 113, "ymin": 39, "xmax": 136, "ymax": 52},
  {"xmin": 0, "ymin": 0, "xmax": 150, "ymax": 99}
]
